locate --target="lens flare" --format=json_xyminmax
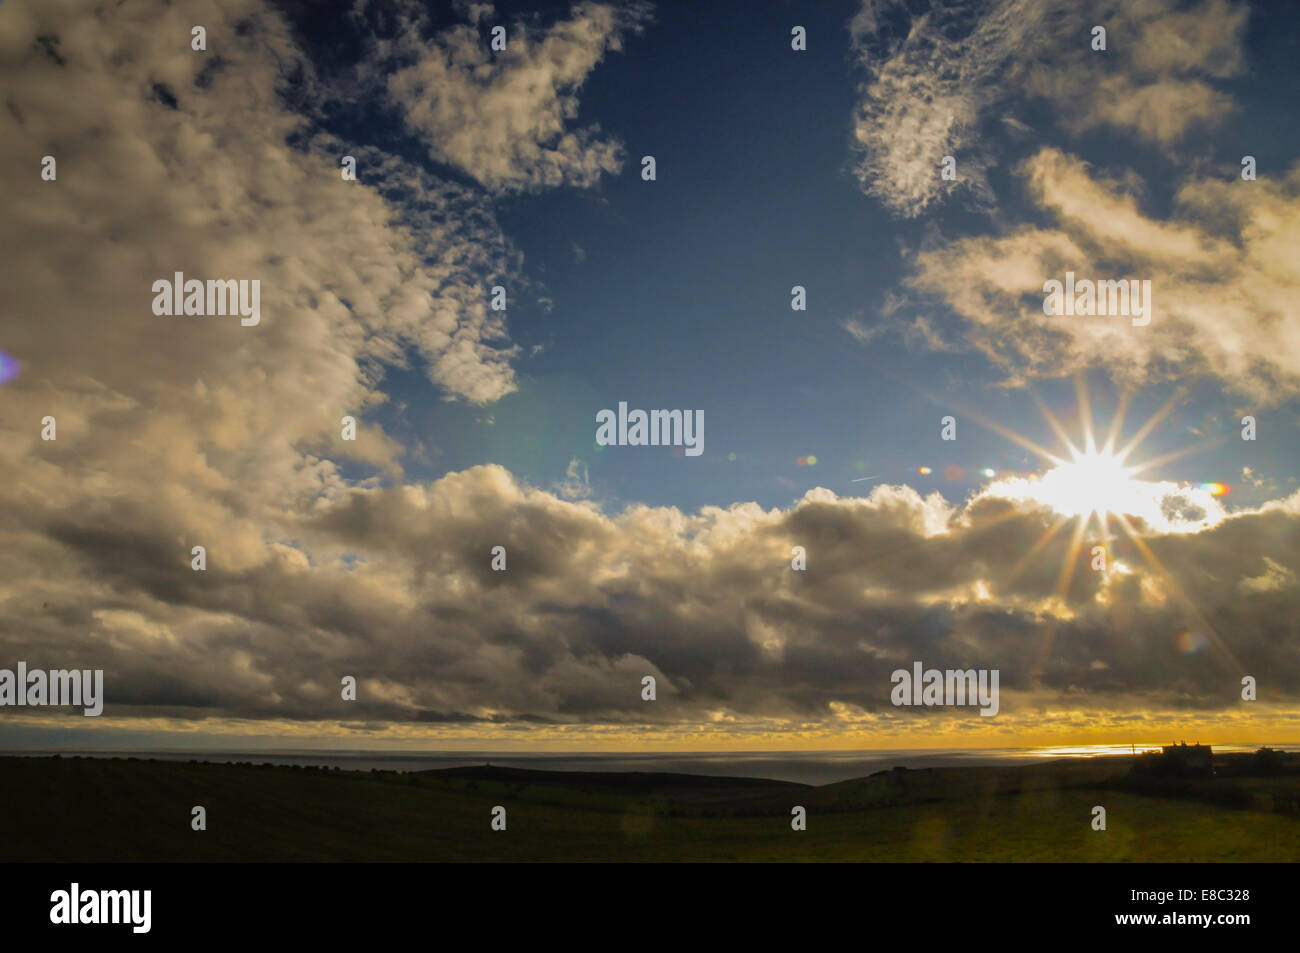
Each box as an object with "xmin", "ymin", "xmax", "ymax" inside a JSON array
[
  {"xmin": 918, "ymin": 466, "xmax": 931, "ymax": 475},
  {"xmin": 0, "ymin": 351, "xmax": 20, "ymax": 384},
  {"xmin": 1199, "ymin": 482, "xmax": 1230, "ymax": 497}
]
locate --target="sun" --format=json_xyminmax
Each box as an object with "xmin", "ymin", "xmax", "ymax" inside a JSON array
[
  {"xmin": 945, "ymin": 375, "xmax": 1243, "ymax": 679},
  {"xmin": 959, "ymin": 376, "xmax": 1228, "ymax": 533},
  {"xmin": 1033, "ymin": 448, "xmax": 1143, "ymax": 519}
]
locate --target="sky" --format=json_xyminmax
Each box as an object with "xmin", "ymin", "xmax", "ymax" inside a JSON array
[{"xmin": 1, "ymin": 0, "xmax": 1299, "ymax": 753}]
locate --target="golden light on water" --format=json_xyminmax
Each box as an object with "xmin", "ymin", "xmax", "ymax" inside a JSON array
[{"xmin": 1032, "ymin": 744, "xmax": 1163, "ymax": 759}]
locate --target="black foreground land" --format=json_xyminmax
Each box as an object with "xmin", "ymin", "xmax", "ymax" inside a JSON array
[{"xmin": 3, "ymin": 750, "xmax": 1299, "ymax": 861}]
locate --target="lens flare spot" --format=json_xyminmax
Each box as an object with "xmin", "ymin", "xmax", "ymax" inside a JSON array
[
  {"xmin": 1199, "ymin": 482, "xmax": 1230, "ymax": 497},
  {"xmin": 1177, "ymin": 630, "xmax": 1208, "ymax": 654},
  {"xmin": 918, "ymin": 466, "xmax": 931, "ymax": 475},
  {"xmin": 0, "ymin": 351, "xmax": 20, "ymax": 384}
]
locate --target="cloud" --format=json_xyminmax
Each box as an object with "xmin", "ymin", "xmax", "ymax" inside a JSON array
[
  {"xmin": 1238, "ymin": 557, "xmax": 1296, "ymax": 595},
  {"xmin": 1, "ymin": 0, "xmax": 1294, "ymax": 749},
  {"xmin": 383, "ymin": 1, "xmax": 650, "ymax": 192},
  {"xmin": 1240, "ymin": 466, "xmax": 1278, "ymax": 497},
  {"xmin": 0, "ymin": 0, "xmax": 520, "ymax": 723},
  {"xmin": 847, "ymin": 0, "xmax": 1035, "ymax": 216},
  {"xmin": 1025, "ymin": 0, "xmax": 1248, "ymax": 144},
  {"xmin": 6, "ymin": 443, "xmax": 1300, "ymax": 736},
  {"xmin": 842, "ymin": 318, "xmax": 883, "ymax": 345},
  {"xmin": 847, "ymin": 0, "xmax": 1248, "ymax": 217},
  {"xmin": 3, "ymin": 0, "xmax": 531, "ymax": 415},
  {"xmin": 905, "ymin": 148, "xmax": 1300, "ymax": 401},
  {"xmin": 554, "ymin": 457, "xmax": 592, "ymax": 500}
]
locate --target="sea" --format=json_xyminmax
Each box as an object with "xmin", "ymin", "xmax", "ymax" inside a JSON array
[{"xmin": 1, "ymin": 743, "xmax": 1292, "ymax": 786}]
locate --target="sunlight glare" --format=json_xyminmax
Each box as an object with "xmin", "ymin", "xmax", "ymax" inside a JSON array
[{"xmin": 1035, "ymin": 450, "xmax": 1142, "ymax": 518}]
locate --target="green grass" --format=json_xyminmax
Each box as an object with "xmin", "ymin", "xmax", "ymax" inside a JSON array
[{"xmin": 2, "ymin": 756, "xmax": 1298, "ymax": 861}]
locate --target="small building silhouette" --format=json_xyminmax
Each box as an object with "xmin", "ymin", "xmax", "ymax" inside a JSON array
[{"xmin": 1159, "ymin": 742, "xmax": 1214, "ymax": 777}]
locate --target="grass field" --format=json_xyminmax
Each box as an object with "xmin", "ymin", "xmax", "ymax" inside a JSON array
[{"xmin": 2, "ymin": 754, "xmax": 1298, "ymax": 861}]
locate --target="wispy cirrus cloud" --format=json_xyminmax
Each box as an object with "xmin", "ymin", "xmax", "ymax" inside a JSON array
[
  {"xmin": 848, "ymin": 0, "xmax": 1249, "ymax": 217},
  {"xmin": 848, "ymin": 0, "xmax": 1030, "ymax": 217}
]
